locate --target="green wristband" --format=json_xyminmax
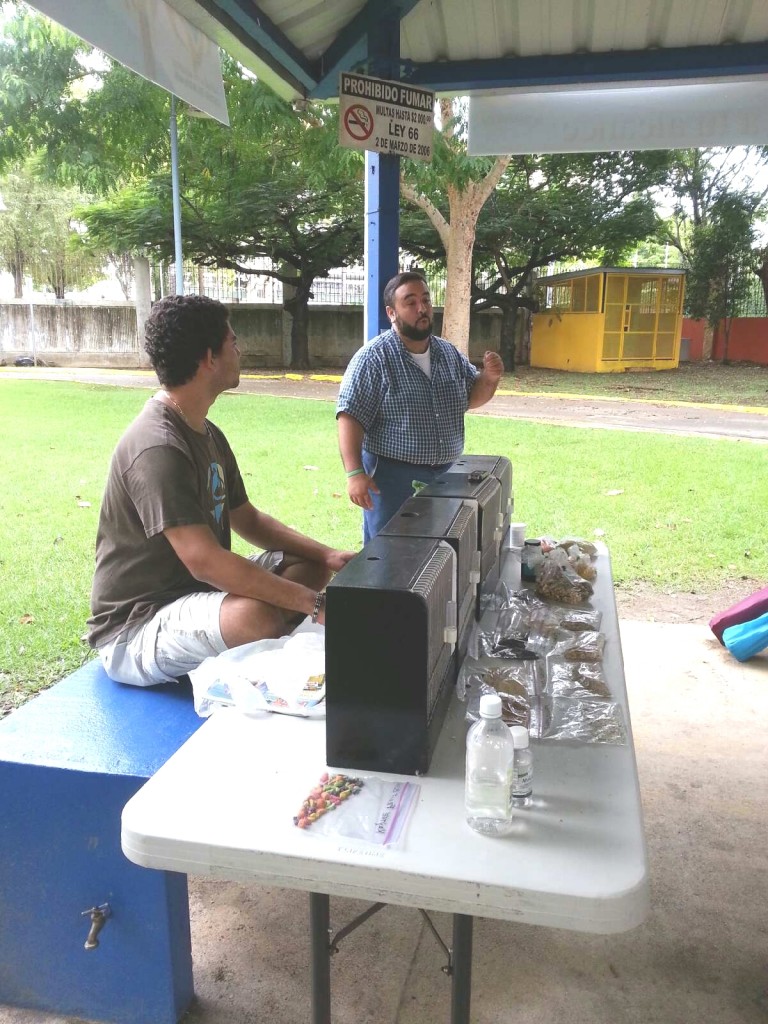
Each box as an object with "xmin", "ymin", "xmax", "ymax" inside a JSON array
[{"xmin": 346, "ymin": 468, "xmax": 365, "ymax": 478}]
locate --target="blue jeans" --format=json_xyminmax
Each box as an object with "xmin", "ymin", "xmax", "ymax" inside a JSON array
[{"xmin": 361, "ymin": 450, "xmax": 453, "ymax": 543}]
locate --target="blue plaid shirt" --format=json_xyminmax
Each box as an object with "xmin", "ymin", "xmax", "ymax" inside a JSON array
[{"xmin": 336, "ymin": 329, "xmax": 478, "ymax": 465}]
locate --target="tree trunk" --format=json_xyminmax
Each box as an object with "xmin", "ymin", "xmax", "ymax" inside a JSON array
[
  {"xmin": 289, "ymin": 300, "xmax": 310, "ymax": 370},
  {"xmin": 517, "ymin": 308, "xmax": 532, "ymax": 367},
  {"xmin": 702, "ymin": 323, "xmax": 715, "ymax": 360},
  {"xmin": 755, "ymin": 249, "xmax": 768, "ymax": 309},
  {"xmin": 12, "ymin": 261, "xmax": 23, "ymax": 299},
  {"xmin": 441, "ymin": 213, "xmax": 476, "ymax": 355},
  {"xmin": 284, "ymin": 277, "xmax": 313, "ymax": 370},
  {"xmin": 400, "ymin": 144, "xmax": 510, "ymax": 358},
  {"xmin": 721, "ymin": 318, "xmax": 732, "ymax": 364},
  {"xmin": 499, "ymin": 303, "xmax": 518, "ymax": 370}
]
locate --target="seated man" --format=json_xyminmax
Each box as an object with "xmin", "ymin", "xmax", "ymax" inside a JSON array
[{"xmin": 87, "ymin": 294, "xmax": 354, "ymax": 687}]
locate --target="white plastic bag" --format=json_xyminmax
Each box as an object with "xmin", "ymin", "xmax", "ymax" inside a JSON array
[{"xmin": 189, "ymin": 624, "xmax": 326, "ymax": 719}]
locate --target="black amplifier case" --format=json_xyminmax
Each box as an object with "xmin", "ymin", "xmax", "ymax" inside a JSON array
[
  {"xmin": 415, "ymin": 471, "xmax": 504, "ymax": 608},
  {"xmin": 325, "ymin": 535, "xmax": 457, "ymax": 776},
  {"xmin": 380, "ymin": 495, "xmax": 479, "ymax": 658},
  {"xmin": 446, "ymin": 455, "xmax": 513, "ymax": 535}
]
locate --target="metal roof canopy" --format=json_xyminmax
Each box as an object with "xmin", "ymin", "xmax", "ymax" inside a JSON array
[
  {"xmin": 162, "ymin": 0, "xmax": 768, "ymax": 340},
  {"xmin": 165, "ymin": 0, "xmax": 768, "ymax": 102}
]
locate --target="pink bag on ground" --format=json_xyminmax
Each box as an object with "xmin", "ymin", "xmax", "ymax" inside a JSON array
[{"xmin": 709, "ymin": 586, "xmax": 768, "ymax": 645}]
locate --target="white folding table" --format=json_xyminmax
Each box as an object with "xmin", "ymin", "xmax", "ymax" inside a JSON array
[{"xmin": 122, "ymin": 550, "xmax": 648, "ymax": 1023}]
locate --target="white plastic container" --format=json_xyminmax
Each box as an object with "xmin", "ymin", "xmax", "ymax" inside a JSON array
[
  {"xmin": 510, "ymin": 725, "xmax": 533, "ymax": 808},
  {"xmin": 465, "ymin": 694, "xmax": 516, "ymax": 837},
  {"xmin": 509, "ymin": 522, "xmax": 526, "ymax": 547}
]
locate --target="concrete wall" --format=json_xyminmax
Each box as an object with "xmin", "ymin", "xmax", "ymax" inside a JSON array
[
  {"xmin": 682, "ymin": 317, "xmax": 768, "ymax": 364},
  {"xmin": 0, "ymin": 301, "xmax": 502, "ymax": 368}
]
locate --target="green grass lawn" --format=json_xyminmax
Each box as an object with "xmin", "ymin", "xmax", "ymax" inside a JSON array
[
  {"xmin": 1, "ymin": 378, "xmax": 766, "ymax": 713},
  {"xmin": 498, "ymin": 362, "xmax": 768, "ymax": 407}
]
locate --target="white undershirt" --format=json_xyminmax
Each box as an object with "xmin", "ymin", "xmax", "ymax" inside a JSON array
[{"xmin": 409, "ymin": 348, "xmax": 431, "ymax": 378}]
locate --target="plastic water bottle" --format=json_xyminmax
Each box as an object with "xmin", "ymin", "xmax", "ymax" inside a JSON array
[
  {"xmin": 510, "ymin": 725, "xmax": 533, "ymax": 807},
  {"xmin": 465, "ymin": 694, "xmax": 515, "ymax": 836}
]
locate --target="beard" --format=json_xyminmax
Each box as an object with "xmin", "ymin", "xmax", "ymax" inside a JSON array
[{"xmin": 393, "ymin": 313, "xmax": 432, "ymax": 343}]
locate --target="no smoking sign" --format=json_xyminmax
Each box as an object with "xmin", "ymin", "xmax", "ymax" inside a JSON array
[
  {"xmin": 344, "ymin": 104, "xmax": 373, "ymax": 141},
  {"xmin": 338, "ymin": 72, "xmax": 434, "ymax": 161}
]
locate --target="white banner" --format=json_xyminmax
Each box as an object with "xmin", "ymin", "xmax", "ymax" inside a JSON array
[
  {"xmin": 31, "ymin": 0, "xmax": 229, "ymax": 125},
  {"xmin": 468, "ymin": 79, "xmax": 768, "ymax": 155}
]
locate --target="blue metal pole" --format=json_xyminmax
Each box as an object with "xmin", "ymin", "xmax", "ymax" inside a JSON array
[
  {"xmin": 170, "ymin": 95, "xmax": 184, "ymax": 295},
  {"xmin": 364, "ymin": 152, "xmax": 400, "ymax": 339},
  {"xmin": 363, "ymin": 15, "xmax": 400, "ymax": 341}
]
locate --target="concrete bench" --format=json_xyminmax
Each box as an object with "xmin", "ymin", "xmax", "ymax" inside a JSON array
[{"xmin": 0, "ymin": 658, "xmax": 204, "ymax": 1024}]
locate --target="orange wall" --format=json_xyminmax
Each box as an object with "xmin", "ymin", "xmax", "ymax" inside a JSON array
[{"xmin": 682, "ymin": 317, "xmax": 768, "ymax": 364}]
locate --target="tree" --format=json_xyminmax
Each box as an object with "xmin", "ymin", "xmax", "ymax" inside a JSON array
[
  {"xmin": 0, "ymin": 3, "xmax": 91, "ymax": 171},
  {"xmin": 656, "ymin": 147, "xmax": 768, "ymax": 358},
  {"xmin": 0, "ymin": 4, "xmax": 170, "ymax": 189},
  {"xmin": 685, "ymin": 194, "xmax": 758, "ymax": 362},
  {"xmin": 0, "ymin": 160, "xmax": 102, "ymax": 298},
  {"xmin": 1, "ymin": 4, "xmax": 365, "ymax": 364},
  {"xmin": 753, "ymin": 245, "xmax": 768, "ymax": 311},
  {"xmin": 77, "ymin": 70, "xmax": 364, "ymax": 368},
  {"xmin": 0, "ymin": 4, "xmax": 173, "ymax": 305},
  {"xmin": 402, "ymin": 151, "xmax": 672, "ymax": 368},
  {"xmin": 400, "ymin": 99, "xmax": 509, "ymax": 354}
]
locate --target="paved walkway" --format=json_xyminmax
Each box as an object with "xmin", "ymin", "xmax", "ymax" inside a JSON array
[{"xmin": 3, "ymin": 365, "xmax": 768, "ymax": 441}]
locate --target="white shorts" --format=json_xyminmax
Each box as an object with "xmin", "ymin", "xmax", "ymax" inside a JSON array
[{"xmin": 98, "ymin": 551, "xmax": 286, "ymax": 687}]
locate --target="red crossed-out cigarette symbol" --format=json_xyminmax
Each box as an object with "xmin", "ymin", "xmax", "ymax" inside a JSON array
[{"xmin": 344, "ymin": 104, "xmax": 373, "ymax": 141}]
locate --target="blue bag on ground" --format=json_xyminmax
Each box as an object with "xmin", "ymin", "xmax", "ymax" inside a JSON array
[{"xmin": 722, "ymin": 611, "xmax": 768, "ymax": 662}]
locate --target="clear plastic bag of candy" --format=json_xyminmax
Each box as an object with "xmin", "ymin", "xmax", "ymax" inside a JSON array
[
  {"xmin": 547, "ymin": 660, "xmax": 612, "ymax": 700},
  {"xmin": 549, "ymin": 630, "xmax": 606, "ymax": 663},
  {"xmin": 294, "ymin": 772, "xmax": 420, "ymax": 848},
  {"xmin": 532, "ymin": 696, "xmax": 627, "ymax": 745},
  {"xmin": 535, "ymin": 553, "xmax": 594, "ymax": 605}
]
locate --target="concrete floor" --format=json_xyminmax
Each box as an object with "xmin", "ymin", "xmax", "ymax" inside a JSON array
[{"xmin": 1, "ymin": 619, "xmax": 766, "ymax": 1024}]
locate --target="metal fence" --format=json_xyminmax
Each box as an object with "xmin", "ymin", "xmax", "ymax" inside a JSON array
[
  {"xmin": 152, "ymin": 262, "xmax": 368, "ymax": 306},
  {"xmin": 735, "ymin": 275, "xmax": 768, "ymax": 316},
  {"xmin": 4, "ymin": 255, "xmax": 767, "ymax": 317}
]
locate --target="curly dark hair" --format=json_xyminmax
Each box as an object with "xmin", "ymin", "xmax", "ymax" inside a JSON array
[
  {"xmin": 144, "ymin": 295, "xmax": 230, "ymax": 387},
  {"xmin": 382, "ymin": 271, "xmax": 428, "ymax": 310}
]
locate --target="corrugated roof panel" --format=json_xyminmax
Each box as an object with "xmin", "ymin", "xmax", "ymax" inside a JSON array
[
  {"xmin": 259, "ymin": 0, "xmax": 365, "ymax": 59},
  {"xmin": 399, "ymin": 0, "xmax": 768, "ymax": 62},
  {"xmin": 438, "ymin": 0, "xmax": 505, "ymax": 60},
  {"xmin": 589, "ymin": 0, "xmax": 626, "ymax": 51},
  {"xmin": 169, "ymin": 0, "xmax": 768, "ymax": 99},
  {"xmin": 546, "ymin": 0, "xmax": 581, "ymax": 56}
]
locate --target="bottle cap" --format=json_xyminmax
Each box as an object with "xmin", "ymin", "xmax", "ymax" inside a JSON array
[
  {"xmin": 509, "ymin": 725, "xmax": 530, "ymax": 748},
  {"xmin": 478, "ymin": 694, "xmax": 503, "ymax": 719}
]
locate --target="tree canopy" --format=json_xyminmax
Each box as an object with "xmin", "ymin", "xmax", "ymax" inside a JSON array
[
  {"xmin": 0, "ymin": 158, "xmax": 103, "ymax": 297},
  {"xmin": 685, "ymin": 193, "xmax": 759, "ymax": 361},
  {"xmin": 403, "ymin": 149, "xmax": 672, "ymax": 366},
  {"xmin": 76, "ymin": 63, "xmax": 365, "ymax": 367}
]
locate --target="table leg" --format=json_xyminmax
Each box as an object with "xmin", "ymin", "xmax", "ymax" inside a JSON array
[
  {"xmin": 451, "ymin": 914, "xmax": 473, "ymax": 1024},
  {"xmin": 310, "ymin": 892, "xmax": 331, "ymax": 1024}
]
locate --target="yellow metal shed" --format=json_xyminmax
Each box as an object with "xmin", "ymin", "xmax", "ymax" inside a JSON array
[{"xmin": 531, "ymin": 267, "xmax": 686, "ymax": 373}]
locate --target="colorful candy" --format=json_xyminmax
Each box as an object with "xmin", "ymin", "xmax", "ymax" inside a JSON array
[{"xmin": 293, "ymin": 773, "xmax": 364, "ymax": 828}]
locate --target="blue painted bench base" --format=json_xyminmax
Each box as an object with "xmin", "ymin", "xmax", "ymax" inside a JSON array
[{"xmin": 0, "ymin": 658, "xmax": 204, "ymax": 1024}]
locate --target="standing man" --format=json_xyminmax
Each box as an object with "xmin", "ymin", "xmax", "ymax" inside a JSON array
[
  {"xmin": 88, "ymin": 294, "xmax": 354, "ymax": 687},
  {"xmin": 336, "ymin": 271, "xmax": 504, "ymax": 541}
]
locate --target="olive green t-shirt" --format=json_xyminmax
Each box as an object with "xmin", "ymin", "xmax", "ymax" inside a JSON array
[{"xmin": 87, "ymin": 398, "xmax": 247, "ymax": 649}]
